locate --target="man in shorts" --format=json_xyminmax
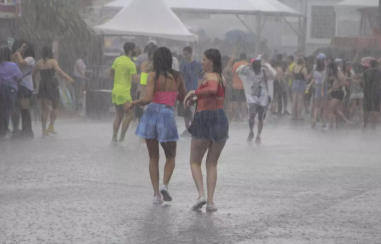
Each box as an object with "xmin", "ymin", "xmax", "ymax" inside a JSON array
[
  {"xmin": 237, "ymin": 59, "xmax": 276, "ymax": 144},
  {"xmin": 179, "ymin": 46, "xmax": 202, "ymax": 136},
  {"xmin": 231, "ymin": 53, "xmax": 248, "ymax": 121},
  {"xmin": 111, "ymin": 42, "xmax": 140, "ymax": 142}
]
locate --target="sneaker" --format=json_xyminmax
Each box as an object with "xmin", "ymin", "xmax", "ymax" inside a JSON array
[
  {"xmin": 311, "ymin": 122, "xmax": 316, "ymax": 129},
  {"xmin": 247, "ymin": 132, "xmax": 254, "ymax": 142},
  {"xmin": 192, "ymin": 196, "xmax": 207, "ymax": 210},
  {"xmin": 206, "ymin": 202, "xmax": 218, "ymax": 212},
  {"xmin": 160, "ymin": 185, "xmax": 172, "ymax": 202},
  {"xmin": 47, "ymin": 124, "xmax": 57, "ymax": 135},
  {"xmin": 153, "ymin": 195, "xmax": 163, "ymax": 205},
  {"xmin": 255, "ymin": 136, "xmax": 261, "ymax": 145}
]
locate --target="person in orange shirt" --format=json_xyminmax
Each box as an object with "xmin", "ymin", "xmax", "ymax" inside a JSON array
[{"xmin": 231, "ymin": 53, "xmax": 249, "ymax": 121}]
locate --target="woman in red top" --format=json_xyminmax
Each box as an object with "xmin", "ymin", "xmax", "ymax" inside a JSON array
[{"xmin": 184, "ymin": 48, "xmax": 229, "ymax": 212}]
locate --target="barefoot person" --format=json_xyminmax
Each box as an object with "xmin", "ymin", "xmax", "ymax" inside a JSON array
[
  {"xmin": 111, "ymin": 42, "xmax": 140, "ymax": 142},
  {"xmin": 130, "ymin": 47, "xmax": 186, "ymax": 204},
  {"xmin": 184, "ymin": 48, "xmax": 229, "ymax": 212},
  {"xmin": 33, "ymin": 46, "xmax": 74, "ymax": 137}
]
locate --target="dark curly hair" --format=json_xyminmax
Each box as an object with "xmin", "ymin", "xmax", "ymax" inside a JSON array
[
  {"xmin": 153, "ymin": 47, "xmax": 179, "ymax": 81},
  {"xmin": 204, "ymin": 48, "xmax": 222, "ymax": 77}
]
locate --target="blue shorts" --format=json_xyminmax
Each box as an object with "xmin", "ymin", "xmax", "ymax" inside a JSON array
[
  {"xmin": 292, "ymin": 80, "xmax": 306, "ymax": 93},
  {"xmin": 135, "ymin": 103, "xmax": 179, "ymax": 143},
  {"xmin": 188, "ymin": 109, "xmax": 229, "ymax": 142},
  {"xmin": 315, "ymin": 84, "xmax": 327, "ymax": 99}
]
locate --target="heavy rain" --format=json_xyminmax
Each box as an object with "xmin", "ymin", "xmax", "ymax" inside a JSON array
[{"xmin": 0, "ymin": 0, "xmax": 381, "ymax": 243}]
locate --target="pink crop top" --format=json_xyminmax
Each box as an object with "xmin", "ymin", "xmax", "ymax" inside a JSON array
[{"xmin": 152, "ymin": 77, "xmax": 178, "ymax": 106}]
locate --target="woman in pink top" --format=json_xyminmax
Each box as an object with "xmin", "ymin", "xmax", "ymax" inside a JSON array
[{"xmin": 130, "ymin": 47, "xmax": 186, "ymax": 205}]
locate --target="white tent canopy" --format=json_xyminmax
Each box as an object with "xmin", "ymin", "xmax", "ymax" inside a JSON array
[
  {"xmin": 106, "ymin": 0, "xmax": 302, "ymax": 16},
  {"xmin": 94, "ymin": 0, "xmax": 197, "ymax": 42},
  {"xmin": 336, "ymin": 0, "xmax": 378, "ymax": 8}
]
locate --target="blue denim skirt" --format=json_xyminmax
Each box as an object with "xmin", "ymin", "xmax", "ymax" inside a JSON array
[
  {"xmin": 135, "ymin": 103, "xmax": 179, "ymax": 142},
  {"xmin": 188, "ymin": 109, "xmax": 229, "ymax": 141},
  {"xmin": 292, "ymin": 80, "xmax": 306, "ymax": 93}
]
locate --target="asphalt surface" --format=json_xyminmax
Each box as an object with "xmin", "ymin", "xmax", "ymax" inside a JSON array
[{"xmin": 1, "ymin": 117, "xmax": 381, "ymax": 244}]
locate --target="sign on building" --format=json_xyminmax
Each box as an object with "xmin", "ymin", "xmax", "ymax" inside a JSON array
[{"xmin": 0, "ymin": 0, "xmax": 21, "ymax": 19}]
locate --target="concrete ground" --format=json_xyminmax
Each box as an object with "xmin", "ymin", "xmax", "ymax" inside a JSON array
[{"xmin": 1, "ymin": 118, "xmax": 380, "ymax": 244}]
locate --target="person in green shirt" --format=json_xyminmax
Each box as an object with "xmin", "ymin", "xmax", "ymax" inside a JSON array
[{"xmin": 110, "ymin": 42, "xmax": 140, "ymax": 142}]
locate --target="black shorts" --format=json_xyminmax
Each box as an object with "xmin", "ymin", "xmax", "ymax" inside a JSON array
[
  {"xmin": 249, "ymin": 103, "xmax": 266, "ymax": 122},
  {"xmin": 18, "ymin": 85, "xmax": 33, "ymax": 99},
  {"xmin": 331, "ymin": 90, "xmax": 344, "ymax": 101},
  {"xmin": 231, "ymin": 88, "xmax": 246, "ymax": 102}
]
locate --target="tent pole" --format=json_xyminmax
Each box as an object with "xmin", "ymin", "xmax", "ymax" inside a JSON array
[
  {"xmin": 256, "ymin": 14, "xmax": 262, "ymax": 54},
  {"xmin": 282, "ymin": 16, "xmax": 300, "ymax": 38},
  {"xmin": 235, "ymin": 14, "xmax": 255, "ymax": 34}
]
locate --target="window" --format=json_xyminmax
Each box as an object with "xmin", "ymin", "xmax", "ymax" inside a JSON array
[{"xmin": 310, "ymin": 6, "xmax": 336, "ymax": 39}]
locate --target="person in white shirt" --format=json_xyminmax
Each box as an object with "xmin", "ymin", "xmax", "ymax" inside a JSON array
[
  {"xmin": 73, "ymin": 51, "xmax": 87, "ymax": 107},
  {"xmin": 13, "ymin": 41, "xmax": 36, "ymax": 139},
  {"xmin": 237, "ymin": 58, "xmax": 276, "ymax": 144}
]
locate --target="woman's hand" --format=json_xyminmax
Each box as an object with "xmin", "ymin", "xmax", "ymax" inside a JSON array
[
  {"xmin": 127, "ymin": 102, "xmax": 135, "ymax": 111},
  {"xmin": 68, "ymin": 77, "xmax": 75, "ymax": 84},
  {"xmin": 184, "ymin": 90, "xmax": 196, "ymax": 108}
]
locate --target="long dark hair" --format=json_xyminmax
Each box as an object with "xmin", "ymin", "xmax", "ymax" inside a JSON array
[
  {"xmin": 0, "ymin": 46, "xmax": 11, "ymax": 63},
  {"xmin": 204, "ymin": 48, "xmax": 222, "ymax": 77},
  {"xmin": 23, "ymin": 41, "xmax": 35, "ymax": 59},
  {"xmin": 327, "ymin": 61, "xmax": 338, "ymax": 78},
  {"xmin": 42, "ymin": 46, "xmax": 54, "ymax": 62},
  {"xmin": 316, "ymin": 59, "xmax": 325, "ymax": 72},
  {"xmin": 153, "ymin": 47, "xmax": 178, "ymax": 81}
]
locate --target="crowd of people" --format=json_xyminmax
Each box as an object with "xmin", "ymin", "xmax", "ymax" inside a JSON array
[
  {"xmin": 2, "ymin": 38, "xmax": 381, "ymax": 211},
  {"xmin": 0, "ymin": 41, "xmax": 76, "ymax": 140}
]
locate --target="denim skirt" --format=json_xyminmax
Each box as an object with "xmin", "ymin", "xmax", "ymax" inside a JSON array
[
  {"xmin": 135, "ymin": 103, "xmax": 178, "ymax": 142},
  {"xmin": 188, "ymin": 109, "xmax": 229, "ymax": 141},
  {"xmin": 292, "ymin": 80, "xmax": 306, "ymax": 93}
]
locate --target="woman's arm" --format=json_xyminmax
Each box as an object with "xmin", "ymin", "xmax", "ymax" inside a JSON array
[
  {"xmin": 52, "ymin": 60, "xmax": 74, "ymax": 83},
  {"xmin": 194, "ymin": 73, "xmax": 219, "ymax": 97},
  {"xmin": 177, "ymin": 76, "xmax": 187, "ymax": 103},
  {"xmin": 132, "ymin": 72, "xmax": 155, "ymax": 106}
]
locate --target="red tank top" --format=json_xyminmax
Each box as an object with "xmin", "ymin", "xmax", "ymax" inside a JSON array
[{"xmin": 195, "ymin": 73, "xmax": 225, "ymax": 112}]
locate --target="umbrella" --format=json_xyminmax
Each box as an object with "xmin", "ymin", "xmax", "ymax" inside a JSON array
[{"xmin": 361, "ymin": 57, "xmax": 378, "ymax": 67}]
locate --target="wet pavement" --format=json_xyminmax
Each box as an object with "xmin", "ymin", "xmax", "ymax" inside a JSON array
[{"xmin": 1, "ymin": 118, "xmax": 381, "ymax": 244}]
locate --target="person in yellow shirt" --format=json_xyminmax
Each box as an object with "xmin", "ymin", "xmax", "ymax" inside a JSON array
[{"xmin": 110, "ymin": 42, "xmax": 140, "ymax": 142}]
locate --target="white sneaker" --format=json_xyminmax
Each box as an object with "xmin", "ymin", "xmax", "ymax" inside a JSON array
[
  {"xmin": 206, "ymin": 202, "xmax": 218, "ymax": 212},
  {"xmin": 192, "ymin": 196, "xmax": 207, "ymax": 210},
  {"xmin": 153, "ymin": 195, "xmax": 163, "ymax": 205},
  {"xmin": 160, "ymin": 185, "xmax": 172, "ymax": 202}
]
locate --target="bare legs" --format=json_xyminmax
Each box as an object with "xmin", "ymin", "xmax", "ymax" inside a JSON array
[
  {"xmin": 146, "ymin": 139, "xmax": 177, "ymax": 197},
  {"xmin": 292, "ymin": 92, "xmax": 304, "ymax": 120},
  {"xmin": 312, "ymin": 98, "xmax": 327, "ymax": 126},
  {"xmin": 113, "ymin": 102, "xmax": 133, "ymax": 141},
  {"xmin": 41, "ymin": 99, "xmax": 58, "ymax": 134},
  {"xmin": 190, "ymin": 139, "xmax": 226, "ymax": 204}
]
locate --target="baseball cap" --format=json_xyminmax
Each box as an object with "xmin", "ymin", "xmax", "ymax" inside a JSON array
[{"xmin": 147, "ymin": 40, "xmax": 157, "ymax": 45}]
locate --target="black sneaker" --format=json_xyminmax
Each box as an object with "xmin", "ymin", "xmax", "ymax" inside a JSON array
[
  {"xmin": 247, "ymin": 132, "xmax": 254, "ymax": 142},
  {"xmin": 255, "ymin": 136, "xmax": 261, "ymax": 145}
]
